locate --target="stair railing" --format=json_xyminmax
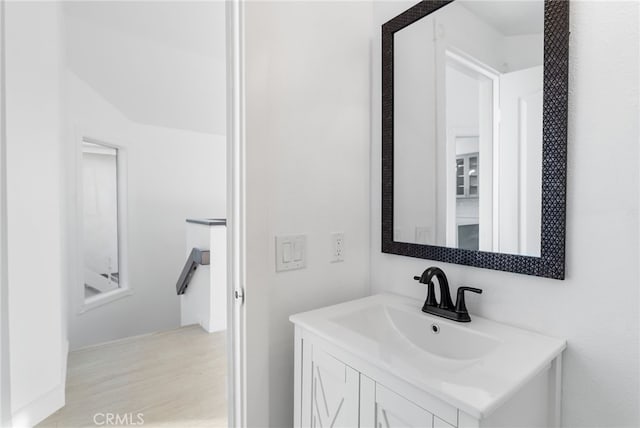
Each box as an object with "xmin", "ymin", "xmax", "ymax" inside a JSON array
[{"xmin": 176, "ymin": 248, "xmax": 210, "ymax": 295}]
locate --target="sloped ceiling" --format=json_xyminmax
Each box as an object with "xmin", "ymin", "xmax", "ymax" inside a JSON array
[{"xmin": 64, "ymin": 1, "xmax": 226, "ymax": 135}]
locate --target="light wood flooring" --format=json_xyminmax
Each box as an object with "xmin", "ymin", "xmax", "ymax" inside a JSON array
[{"xmin": 39, "ymin": 326, "xmax": 227, "ymax": 428}]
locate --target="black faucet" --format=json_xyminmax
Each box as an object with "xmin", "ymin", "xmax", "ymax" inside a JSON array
[{"xmin": 413, "ymin": 267, "xmax": 482, "ymax": 323}]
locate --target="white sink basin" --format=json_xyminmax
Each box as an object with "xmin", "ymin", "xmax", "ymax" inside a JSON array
[
  {"xmin": 333, "ymin": 305, "xmax": 501, "ymax": 360},
  {"xmin": 290, "ymin": 293, "xmax": 566, "ymax": 417}
]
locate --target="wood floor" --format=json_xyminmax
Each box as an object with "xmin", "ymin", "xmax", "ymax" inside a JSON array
[{"xmin": 39, "ymin": 326, "xmax": 227, "ymax": 428}]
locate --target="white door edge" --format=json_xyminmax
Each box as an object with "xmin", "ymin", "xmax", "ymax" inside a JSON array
[{"xmin": 226, "ymin": 0, "xmax": 247, "ymax": 426}]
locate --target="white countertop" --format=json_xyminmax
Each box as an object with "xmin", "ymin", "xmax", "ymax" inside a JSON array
[{"xmin": 290, "ymin": 293, "xmax": 566, "ymax": 418}]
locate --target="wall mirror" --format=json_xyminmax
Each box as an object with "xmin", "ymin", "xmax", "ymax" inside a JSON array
[
  {"xmin": 81, "ymin": 138, "xmax": 128, "ymax": 306},
  {"xmin": 382, "ymin": 0, "xmax": 569, "ymax": 279}
]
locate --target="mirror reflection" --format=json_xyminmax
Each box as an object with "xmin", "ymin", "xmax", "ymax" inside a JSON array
[
  {"xmin": 82, "ymin": 140, "xmax": 120, "ymax": 300},
  {"xmin": 393, "ymin": 0, "xmax": 544, "ymax": 257}
]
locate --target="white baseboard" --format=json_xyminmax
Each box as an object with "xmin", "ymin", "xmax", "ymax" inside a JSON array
[
  {"xmin": 11, "ymin": 340, "xmax": 68, "ymax": 428},
  {"xmin": 61, "ymin": 339, "xmax": 69, "ymax": 387}
]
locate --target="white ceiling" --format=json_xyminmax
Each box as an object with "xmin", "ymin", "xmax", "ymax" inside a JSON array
[
  {"xmin": 63, "ymin": 1, "xmax": 226, "ymax": 135},
  {"xmin": 459, "ymin": 0, "xmax": 544, "ymax": 36}
]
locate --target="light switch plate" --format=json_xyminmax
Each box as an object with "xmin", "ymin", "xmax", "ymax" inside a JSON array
[{"xmin": 276, "ymin": 235, "xmax": 307, "ymax": 272}]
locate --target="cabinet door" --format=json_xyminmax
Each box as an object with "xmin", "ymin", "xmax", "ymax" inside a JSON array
[
  {"xmin": 309, "ymin": 347, "xmax": 359, "ymax": 428},
  {"xmin": 375, "ymin": 384, "xmax": 433, "ymax": 428}
]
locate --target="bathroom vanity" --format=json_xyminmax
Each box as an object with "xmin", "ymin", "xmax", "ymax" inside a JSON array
[{"xmin": 290, "ymin": 294, "xmax": 565, "ymax": 428}]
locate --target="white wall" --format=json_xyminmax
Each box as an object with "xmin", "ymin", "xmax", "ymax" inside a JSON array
[
  {"xmin": 502, "ymin": 33, "xmax": 543, "ymax": 72},
  {"xmin": 66, "ymin": 72, "xmax": 226, "ymax": 349},
  {"xmin": 393, "ymin": 15, "xmax": 438, "ymax": 245},
  {"xmin": 243, "ymin": 2, "xmax": 372, "ymax": 426},
  {"xmin": 371, "ymin": 2, "xmax": 639, "ymax": 428},
  {"xmin": 5, "ymin": 1, "xmax": 67, "ymax": 425},
  {"xmin": 498, "ymin": 65, "xmax": 543, "ymax": 256}
]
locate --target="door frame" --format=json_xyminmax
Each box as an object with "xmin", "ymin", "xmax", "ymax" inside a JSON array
[
  {"xmin": 0, "ymin": 0, "xmax": 11, "ymax": 425},
  {"xmin": 226, "ymin": 0, "xmax": 247, "ymax": 426}
]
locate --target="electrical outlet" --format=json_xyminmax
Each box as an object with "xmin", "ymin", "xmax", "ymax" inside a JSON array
[
  {"xmin": 415, "ymin": 226, "xmax": 432, "ymax": 244},
  {"xmin": 331, "ymin": 232, "xmax": 344, "ymax": 263}
]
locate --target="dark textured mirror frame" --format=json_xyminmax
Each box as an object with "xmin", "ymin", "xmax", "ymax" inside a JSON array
[{"xmin": 381, "ymin": 0, "xmax": 569, "ymax": 279}]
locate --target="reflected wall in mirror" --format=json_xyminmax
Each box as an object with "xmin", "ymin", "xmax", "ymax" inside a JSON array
[
  {"xmin": 382, "ymin": 0, "xmax": 569, "ymax": 279},
  {"xmin": 82, "ymin": 140, "xmax": 121, "ymax": 300}
]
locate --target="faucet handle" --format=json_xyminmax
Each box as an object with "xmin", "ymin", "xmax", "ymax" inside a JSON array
[
  {"xmin": 414, "ymin": 274, "xmax": 438, "ymax": 306},
  {"xmin": 455, "ymin": 286, "xmax": 483, "ymax": 315}
]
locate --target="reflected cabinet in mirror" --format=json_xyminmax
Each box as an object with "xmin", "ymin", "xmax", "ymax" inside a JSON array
[{"xmin": 382, "ymin": 0, "xmax": 569, "ymax": 279}]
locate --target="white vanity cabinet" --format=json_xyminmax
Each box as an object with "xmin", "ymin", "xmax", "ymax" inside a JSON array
[
  {"xmin": 291, "ymin": 294, "xmax": 566, "ymax": 428},
  {"xmin": 304, "ymin": 346, "xmax": 359, "ymax": 427},
  {"xmin": 296, "ymin": 328, "xmax": 460, "ymax": 428},
  {"xmin": 368, "ymin": 381, "xmax": 445, "ymax": 428}
]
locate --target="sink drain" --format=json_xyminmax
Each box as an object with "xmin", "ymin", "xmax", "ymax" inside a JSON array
[{"xmin": 431, "ymin": 323, "xmax": 440, "ymax": 334}]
